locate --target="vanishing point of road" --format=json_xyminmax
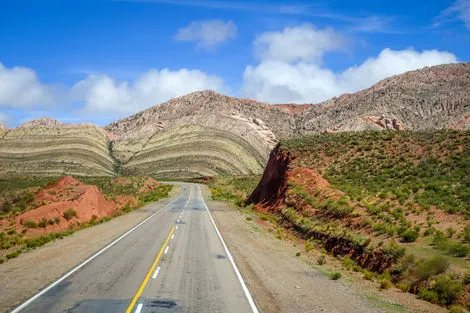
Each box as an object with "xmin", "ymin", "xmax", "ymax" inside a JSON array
[{"xmin": 11, "ymin": 184, "xmax": 258, "ymax": 313}]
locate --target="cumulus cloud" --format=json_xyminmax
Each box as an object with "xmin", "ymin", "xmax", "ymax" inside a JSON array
[
  {"xmin": 72, "ymin": 68, "xmax": 225, "ymax": 115},
  {"xmin": 254, "ymin": 24, "xmax": 344, "ymax": 63},
  {"xmin": 175, "ymin": 20, "xmax": 237, "ymax": 50},
  {"xmin": 437, "ymin": 0, "xmax": 470, "ymax": 29},
  {"xmin": 243, "ymin": 24, "xmax": 458, "ymax": 104},
  {"xmin": 0, "ymin": 63, "xmax": 54, "ymax": 108}
]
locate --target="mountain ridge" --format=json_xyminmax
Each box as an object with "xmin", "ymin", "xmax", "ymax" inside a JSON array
[{"xmin": 1, "ymin": 62, "xmax": 469, "ymax": 177}]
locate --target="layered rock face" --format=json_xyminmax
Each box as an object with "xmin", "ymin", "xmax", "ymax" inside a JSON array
[
  {"xmin": 0, "ymin": 62, "xmax": 469, "ymax": 177},
  {"xmin": 0, "ymin": 118, "xmax": 115, "ymax": 176},
  {"xmin": 106, "ymin": 90, "xmax": 293, "ymax": 177}
]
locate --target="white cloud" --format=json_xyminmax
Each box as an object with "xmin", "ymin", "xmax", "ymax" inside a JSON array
[
  {"xmin": 438, "ymin": 0, "xmax": 470, "ymax": 30},
  {"xmin": 243, "ymin": 24, "xmax": 458, "ymax": 104},
  {"xmin": 175, "ymin": 20, "xmax": 237, "ymax": 50},
  {"xmin": 0, "ymin": 63, "xmax": 54, "ymax": 108},
  {"xmin": 254, "ymin": 24, "xmax": 344, "ymax": 63},
  {"xmin": 72, "ymin": 68, "xmax": 225, "ymax": 115}
]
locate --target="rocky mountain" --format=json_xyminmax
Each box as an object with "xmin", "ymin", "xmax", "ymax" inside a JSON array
[
  {"xmin": 298, "ymin": 62, "xmax": 470, "ymax": 132},
  {"xmin": 105, "ymin": 90, "xmax": 295, "ymax": 177},
  {"xmin": 0, "ymin": 62, "xmax": 469, "ymax": 177}
]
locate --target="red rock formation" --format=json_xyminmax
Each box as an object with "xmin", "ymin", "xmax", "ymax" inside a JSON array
[{"xmin": 246, "ymin": 144, "xmax": 292, "ymax": 209}]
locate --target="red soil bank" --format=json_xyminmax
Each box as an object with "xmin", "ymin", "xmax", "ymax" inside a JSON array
[{"xmin": 15, "ymin": 176, "xmax": 116, "ymax": 237}]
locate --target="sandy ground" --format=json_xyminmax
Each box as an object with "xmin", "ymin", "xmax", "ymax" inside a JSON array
[
  {"xmin": 0, "ymin": 187, "xmax": 179, "ymax": 313},
  {"xmin": 205, "ymin": 187, "xmax": 447, "ymax": 313}
]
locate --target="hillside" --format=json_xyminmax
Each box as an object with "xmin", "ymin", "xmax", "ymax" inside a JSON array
[
  {"xmin": 0, "ymin": 62, "xmax": 469, "ymax": 177},
  {"xmin": 246, "ymin": 130, "xmax": 470, "ymax": 309},
  {"xmin": 0, "ymin": 118, "xmax": 116, "ymax": 177}
]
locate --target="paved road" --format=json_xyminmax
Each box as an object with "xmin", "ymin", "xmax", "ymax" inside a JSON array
[{"xmin": 12, "ymin": 184, "xmax": 257, "ymax": 313}]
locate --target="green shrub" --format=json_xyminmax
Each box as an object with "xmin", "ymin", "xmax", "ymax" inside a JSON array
[
  {"xmin": 317, "ymin": 254, "xmax": 326, "ymax": 265},
  {"xmin": 446, "ymin": 227, "xmax": 457, "ymax": 238},
  {"xmin": 363, "ymin": 270, "xmax": 375, "ymax": 280},
  {"xmin": 305, "ymin": 239, "xmax": 314, "ymax": 252},
  {"xmin": 413, "ymin": 256, "xmax": 450, "ymax": 282},
  {"xmin": 0, "ymin": 258, "xmax": 4, "ymax": 264},
  {"xmin": 22, "ymin": 220, "xmax": 38, "ymax": 228},
  {"xmin": 398, "ymin": 281, "xmax": 411, "ymax": 292},
  {"xmin": 6, "ymin": 250, "xmax": 21, "ymax": 259},
  {"xmin": 381, "ymin": 239, "xmax": 406, "ymax": 261},
  {"xmin": 235, "ymin": 197, "xmax": 245, "ymax": 207},
  {"xmin": 139, "ymin": 185, "xmax": 173, "ymax": 204},
  {"xmin": 246, "ymin": 216, "xmax": 252, "ymax": 221},
  {"xmin": 449, "ymin": 305, "xmax": 470, "ymax": 313},
  {"xmin": 38, "ymin": 218, "xmax": 48, "ymax": 228},
  {"xmin": 260, "ymin": 215, "xmax": 268, "ymax": 221},
  {"xmin": 54, "ymin": 217, "xmax": 61, "ymax": 224},
  {"xmin": 329, "ymin": 272, "xmax": 342, "ymax": 280},
  {"xmin": 352, "ymin": 265, "xmax": 363, "ymax": 272},
  {"xmin": 296, "ymin": 252, "xmax": 301, "ymax": 257},
  {"xmin": 63, "ymin": 209, "xmax": 77, "ymax": 221},
  {"xmin": 342, "ymin": 256, "xmax": 356, "ymax": 270},
  {"xmin": 379, "ymin": 278, "xmax": 392, "ymax": 289},
  {"xmin": 401, "ymin": 229, "xmax": 419, "ymax": 242},
  {"xmin": 463, "ymin": 273, "xmax": 470, "ymax": 285},
  {"xmin": 433, "ymin": 275, "xmax": 464, "ymax": 305},
  {"xmin": 463, "ymin": 225, "xmax": 470, "ymax": 242},
  {"xmin": 418, "ymin": 287, "xmax": 439, "ymax": 303},
  {"xmin": 424, "ymin": 227, "xmax": 436, "ymax": 236},
  {"xmin": 448, "ymin": 243, "xmax": 469, "ymax": 257}
]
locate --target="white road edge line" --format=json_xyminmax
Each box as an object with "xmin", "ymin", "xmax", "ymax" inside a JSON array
[
  {"xmin": 152, "ymin": 266, "xmax": 161, "ymax": 279},
  {"xmin": 135, "ymin": 303, "xmax": 144, "ymax": 313},
  {"xmin": 9, "ymin": 196, "xmax": 179, "ymax": 313},
  {"xmin": 164, "ymin": 246, "xmax": 169, "ymax": 254},
  {"xmin": 199, "ymin": 186, "xmax": 259, "ymax": 313}
]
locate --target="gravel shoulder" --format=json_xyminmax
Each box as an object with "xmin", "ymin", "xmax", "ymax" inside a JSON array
[
  {"xmin": 0, "ymin": 186, "xmax": 180, "ymax": 313},
  {"xmin": 203, "ymin": 186, "xmax": 445, "ymax": 313}
]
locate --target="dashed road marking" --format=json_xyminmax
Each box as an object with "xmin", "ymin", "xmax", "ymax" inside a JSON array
[
  {"xmin": 135, "ymin": 303, "xmax": 143, "ymax": 313},
  {"xmin": 125, "ymin": 226, "xmax": 175, "ymax": 313},
  {"xmin": 164, "ymin": 246, "xmax": 169, "ymax": 254},
  {"xmin": 152, "ymin": 266, "xmax": 161, "ymax": 279},
  {"xmin": 171, "ymin": 234, "xmax": 174, "ymax": 240}
]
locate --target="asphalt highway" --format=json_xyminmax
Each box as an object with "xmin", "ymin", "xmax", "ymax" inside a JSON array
[{"xmin": 12, "ymin": 183, "xmax": 257, "ymax": 313}]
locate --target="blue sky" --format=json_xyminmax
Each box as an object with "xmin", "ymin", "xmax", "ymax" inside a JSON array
[{"xmin": 0, "ymin": 0, "xmax": 469, "ymax": 127}]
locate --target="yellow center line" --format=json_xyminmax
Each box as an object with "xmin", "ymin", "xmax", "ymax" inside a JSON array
[{"xmin": 125, "ymin": 225, "xmax": 176, "ymax": 313}]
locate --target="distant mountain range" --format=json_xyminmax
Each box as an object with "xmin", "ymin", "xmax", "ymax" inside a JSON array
[{"xmin": 1, "ymin": 62, "xmax": 469, "ymax": 177}]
